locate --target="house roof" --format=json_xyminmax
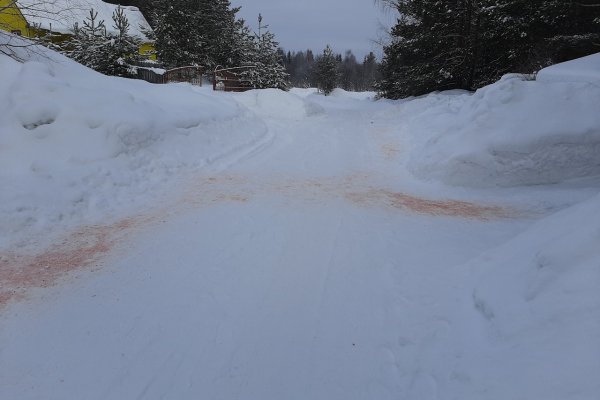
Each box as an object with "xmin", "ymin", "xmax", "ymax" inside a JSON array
[{"xmin": 16, "ymin": 0, "xmax": 152, "ymax": 41}]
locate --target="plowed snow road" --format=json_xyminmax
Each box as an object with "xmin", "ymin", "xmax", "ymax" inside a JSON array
[{"xmin": 0, "ymin": 91, "xmax": 575, "ymax": 400}]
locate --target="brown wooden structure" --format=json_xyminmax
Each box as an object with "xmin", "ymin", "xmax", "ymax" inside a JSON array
[
  {"xmin": 137, "ymin": 68, "xmax": 165, "ymax": 84},
  {"xmin": 164, "ymin": 66, "xmax": 203, "ymax": 86},
  {"xmin": 212, "ymin": 66, "xmax": 255, "ymax": 92}
]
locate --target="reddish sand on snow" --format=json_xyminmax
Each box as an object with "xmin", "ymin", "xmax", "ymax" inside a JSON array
[
  {"xmin": 348, "ymin": 189, "xmax": 513, "ymax": 220},
  {"xmin": 0, "ymin": 175, "xmax": 516, "ymax": 309},
  {"xmin": 0, "ymin": 218, "xmax": 139, "ymax": 308}
]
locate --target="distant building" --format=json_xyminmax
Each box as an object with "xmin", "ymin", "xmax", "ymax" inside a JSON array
[{"xmin": 0, "ymin": 0, "xmax": 155, "ymax": 59}]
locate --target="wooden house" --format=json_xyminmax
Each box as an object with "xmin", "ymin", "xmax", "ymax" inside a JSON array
[{"xmin": 0, "ymin": 0, "xmax": 156, "ymax": 59}]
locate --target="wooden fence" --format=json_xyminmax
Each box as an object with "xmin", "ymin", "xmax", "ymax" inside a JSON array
[
  {"xmin": 164, "ymin": 66, "xmax": 203, "ymax": 86},
  {"xmin": 137, "ymin": 68, "xmax": 164, "ymax": 84},
  {"xmin": 212, "ymin": 66, "xmax": 255, "ymax": 92},
  {"xmin": 136, "ymin": 66, "xmax": 203, "ymax": 86},
  {"xmin": 136, "ymin": 65, "xmax": 257, "ymax": 91}
]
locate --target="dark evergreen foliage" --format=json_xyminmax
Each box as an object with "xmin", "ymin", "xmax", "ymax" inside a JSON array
[
  {"xmin": 151, "ymin": 0, "xmax": 242, "ymax": 69},
  {"xmin": 283, "ymin": 49, "xmax": 379, "ymax": 91},
  {"xmin": 283, "ymin": 50, "xmax": 316, "ymax": 87},
  {"xmin": 237, "ymin": 14, "xmax": 289, "ymax": 90},
  {"xmin": 65, "ymin": 7, "xmax": 141, "ymax": 77},
  {"xmin": 378, "ymin": 0, "xmax": 600, "ymax": 99},
  {"xmin": 314, "ymin": 45, "xmax": 341, "ymax": 95},
  {"xmin": 362, "ymin": 52, "xmax": 380, "ymax": 91}
]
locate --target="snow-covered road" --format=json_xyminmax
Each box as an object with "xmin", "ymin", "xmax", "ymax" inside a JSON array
[{"xmin": 1, "ymin": 88, "xmax": 598, "ymax": 400}]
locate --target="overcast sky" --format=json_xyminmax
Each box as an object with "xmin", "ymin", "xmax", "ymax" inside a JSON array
[{"xmin": 231, "ymin": 0, "xmax": 395, "ymax": 59}]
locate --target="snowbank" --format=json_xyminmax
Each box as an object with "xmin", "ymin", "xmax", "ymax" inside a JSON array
[
  {"xmin": 454, "ymin": 192, "xmax": 600, "ymax": 399},
  {"xmin": 537, "ymin": 52, "xmax": 600, "ymax": 83},
  {"xmin": 403, "ymin": 72, "xmax": 600, "ymax": 187},
  {"xmin": 0, "ymin": 39, "xmax": 267, "ymax": 249},
  {"xmin": 233, "ymin": 88, "xmax": 316, "ymax": 120}
]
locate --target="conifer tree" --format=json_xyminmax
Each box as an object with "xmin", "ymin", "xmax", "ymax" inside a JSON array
[
  {"xmin": 66, "ymin": 7, "xmax": 140, "ymax": 77},
  {"xmin": 67, "ymin": 9, "xmax": 108, "ymax": 71},
  {"xmin": 340, "ymin": 50, "xmax": 358, "ymax": 91},
  {"xmin": 238, "ymin": 14, "xmax": 289, "ymax": 90},
  {"xmin": 361, "ymin": 52, "xmax": 379, "ymax": 91},
  {"xmin": 377, "ymin": 1, "xmax": 466, "ymax": 99},
  {"xmin": 152, "ymin": 0, "xmax": 242, "ymax": 69},
  {"xmin": 106, "ymin": 6, "xmax": 141, "ymax": 76},
  {"xmin": 314, "ymin": 45, "xmax": 340, "ymax": 95},
  {"xmin": 377, "ymin": 0, "xmax": 600, "ymax": 99},
  {"xmin": 151, "ymin": 0, "xmax": 203, "ymax": 67}
]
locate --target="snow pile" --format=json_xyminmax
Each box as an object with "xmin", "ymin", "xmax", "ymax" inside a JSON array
[
  {"xmin": 537, "ymin": 52, "xmax": 600, "ymax": 83},
  {"xmin": 0, "ymin": 43, "xmax": 267, "ymax": 249},
  {"xmin": 233, "ymin": 88, "xmax": 313, "ymax": 120},
  {"xmin": 231, "ymin": 88, "xmax": 375, "ymax": 120},
  {"xmin": 402, "ymin": 69, "xmax": 600, "ymax": 187},
  {"xmin": 453, "ymin": 192, "xmax": 600, "ymax": 399}
]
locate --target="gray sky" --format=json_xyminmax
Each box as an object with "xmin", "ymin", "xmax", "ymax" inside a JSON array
[{"xmin": 231, "ymin": 0, "xmax": 395, "ymax": 60}]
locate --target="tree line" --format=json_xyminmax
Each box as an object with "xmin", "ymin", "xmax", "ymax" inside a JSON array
[
  {"xmin": 104, "ymin": 0, "xmax": 380, "ymax": 92},
  {"xmin": 4, "ymin": 1, "xmax": 599, "ymax": 96},
  {"xmin": 2, "ymin": 0, "xmax": 380, "ymax": 94},
  {"xmin": 50, "ymin": 0, "xmax": 379, "ymax": 93},
  {"xmin": 377, "ymin": 0, "xmax": 600, "ymax": 99},
  {"xmin": 282, "ymin": 48, "xmax": 380, "ymax": 93}
]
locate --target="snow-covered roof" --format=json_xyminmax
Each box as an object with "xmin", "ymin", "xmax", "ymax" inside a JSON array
[{"xmin": 16, "ymin": 0, "xmax": 152, "ymax": 41}]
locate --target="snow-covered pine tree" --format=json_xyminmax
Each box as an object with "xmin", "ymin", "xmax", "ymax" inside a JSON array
[
  {"xmin": 314, "ymin": 45, "xmax": 340, "ymax": 95},
  {"xmin": 151, "ymin": 0, "xmax": 204, "ymax": 67},
  {"xmin": 462, "ymin": 0, "xmax": 600, "ymax": 86},
  {"xmin": 105, "ymin": 6, "xmax": 141, "ymax": 76},
  {"xmin": 238, "ymin": 14, "xmax": 289, "ymax": 90},
  {"xmin": 377, "ymin": 0, "xmax": 467, "ymax": 99},
  {"xmin": 66, "ymin": 7, "xmax": 140, "ymax": 77},
  {"xmin": 526, "ymin": 0, "xmax": 600, "ymax": 65},
  {"xmin": 152, "ymin": 0, "xmax": 243, "ymax": 69},
  {"xmin": 198, "ymin": 0, "xmax": 242, "ymax": 68},
  {"xmin": 377, "ymin": 0, "xmax": 600, "ymax": 99},
  {"xmin": 67, "ymin": 9, "xmax": 109, "ymax": 71}
]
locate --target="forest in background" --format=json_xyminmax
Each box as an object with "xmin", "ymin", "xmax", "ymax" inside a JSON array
[{"xmin": 4, "ymin": 0, "xmax": 599, "ymax": 96}]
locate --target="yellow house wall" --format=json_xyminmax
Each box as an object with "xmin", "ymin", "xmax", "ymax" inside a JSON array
[
  {"xmin": 0, "ymin": 0, "xmax": 34, "ymax": 37},
  {"xmin": 139, "ymin": 42, "xmax": 157, "ymax": 61},
  {"xmin": 2, "ymin": 1, "xmax": 157, "ymax": 61}
]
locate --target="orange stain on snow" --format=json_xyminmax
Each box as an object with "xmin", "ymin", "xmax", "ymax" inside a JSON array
[
  {"xmin": 347, "ymin": 189, "xmax": 513, "ymax": 220},
  {"xmin": 0, "ymin": 174, "xmax": 517, "ymax": 309},
  {"xmin": 0, "ymin": 218, "xmax": 140, "ymax": 308}
]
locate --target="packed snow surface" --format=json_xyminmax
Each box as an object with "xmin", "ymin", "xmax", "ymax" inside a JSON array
[{"xmin": 1, "ymin": 42, "xmax": 599, "ymax": 400}]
